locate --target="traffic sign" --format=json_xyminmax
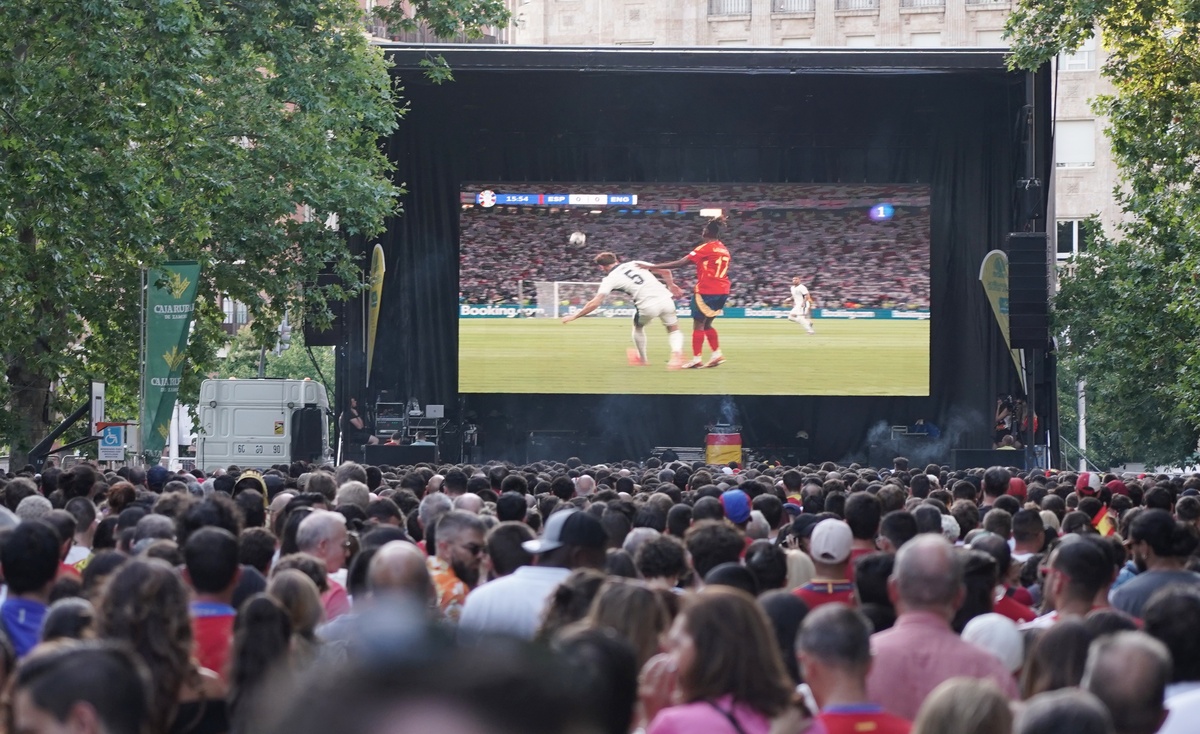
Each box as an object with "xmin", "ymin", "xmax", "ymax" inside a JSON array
[{"xmin": 99, "ymin": 426, "xmax": 124, "ymax": 462}]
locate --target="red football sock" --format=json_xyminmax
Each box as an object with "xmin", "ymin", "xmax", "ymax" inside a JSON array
[
  {"xmin": 706, "ymin": 329, "xmax": 719, "ymax": 350},
  {"xmin": 692, "ymin": 330, "xmax": 705, "ymax": 356}
]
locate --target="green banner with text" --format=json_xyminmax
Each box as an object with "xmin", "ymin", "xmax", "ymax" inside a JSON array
[{"xmin": 142, "ymin": 262, "xmax": 201, "ymax": 458}]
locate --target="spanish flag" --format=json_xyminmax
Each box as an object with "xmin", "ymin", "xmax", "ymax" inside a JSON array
[{"xmin": 1093, "ymin": 505, "xmax": 1116, "ymax": 537}]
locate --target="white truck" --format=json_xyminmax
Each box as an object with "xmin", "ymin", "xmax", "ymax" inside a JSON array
[{"xmin": 196, "ymin": 378, "xmax": 332, "ymax": 472}]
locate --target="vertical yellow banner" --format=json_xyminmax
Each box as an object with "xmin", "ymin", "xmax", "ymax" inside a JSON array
[
  {"xmin": 979, "ymin": 250, "xmax": 1025, "ymax": 391},
  {"xmin": 366, "ymin": 244, "xmax": 386, "ymax": 387}
]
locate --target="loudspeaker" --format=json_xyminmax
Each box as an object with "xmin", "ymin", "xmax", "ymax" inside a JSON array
[
  {"xmin": 302, "ymin": 271, "xmax": 344, "ymax": 347},
  {"xmin": 365, "ymin": 444, "xmax": 438, "ymax": 466},
  {"xmin": 290, "ymin": 407, "xmax": 326, "ymax": 462},
  {"xmin": 952, "ymin": 448, "xmax": 1028, "ymax": 471},
  {"xmin": 1007, "ymin": 232, "xmax": 1050, "ymax": 349}
]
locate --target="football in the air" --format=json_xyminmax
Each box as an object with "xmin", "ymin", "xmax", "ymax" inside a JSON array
[{"xmin": 569, "ymin": 231, "xmax": 586, "ymax": 246}]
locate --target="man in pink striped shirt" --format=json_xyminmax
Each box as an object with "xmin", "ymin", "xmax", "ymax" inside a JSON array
[{"xmin": 866, "ymin": 534, "xmax": 1018, "ymax": 720}]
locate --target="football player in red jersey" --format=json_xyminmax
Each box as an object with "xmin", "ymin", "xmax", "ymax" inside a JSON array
[{"xmin": 641, "ymin": 217, "xmax": 731, "ymax": 368}]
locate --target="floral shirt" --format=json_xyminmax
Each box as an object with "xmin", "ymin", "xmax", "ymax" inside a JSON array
[{"xmin": 427, "ymin": 556, "xmax": 468, "ymax": 623}]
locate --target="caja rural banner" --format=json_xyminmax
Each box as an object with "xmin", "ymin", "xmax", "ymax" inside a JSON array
[{"xmin": 143, "ymin": 262, "xmax": 201, "ymax": 458}]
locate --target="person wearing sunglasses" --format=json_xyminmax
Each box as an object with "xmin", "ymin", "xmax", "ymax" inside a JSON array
[{"xmin": 427, "ymin": 510, "xmax": 488, "ymax": 624}]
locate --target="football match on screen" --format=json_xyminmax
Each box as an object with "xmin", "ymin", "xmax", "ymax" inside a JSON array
[{"xmin": 459, "ymin": 183, "xmax": 930, "ymax": 397}]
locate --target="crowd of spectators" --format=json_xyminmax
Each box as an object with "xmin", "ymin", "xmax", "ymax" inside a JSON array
[
  {"xmin": 461, "ymin": 183, "xmax": 930, "ymax": 311},
  {"xmin": 0, "ymin": 454, "xmax": 1194, "ymax": 734}
]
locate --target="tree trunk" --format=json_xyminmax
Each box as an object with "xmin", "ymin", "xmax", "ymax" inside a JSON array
[
  {"xmin": 5, "ymin": 226, "xmax": 54, "ymax": 470},
  {"xmin": 5, "ymin": 355, "xmax": 51, "ymax": 471}
]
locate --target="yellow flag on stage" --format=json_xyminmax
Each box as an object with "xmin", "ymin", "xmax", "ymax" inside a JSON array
[
  {"xmin": 979, "ymin": 250, "xmax": 1025, "ymax": 393},
  {"xmin": 366, "ymin": 244, "xmax": 386, "ymax": 386}
]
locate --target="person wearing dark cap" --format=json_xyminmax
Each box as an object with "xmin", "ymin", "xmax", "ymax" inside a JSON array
[
  {"xmin": 790, "ymin": 514, "xmax": 822, "ymax": 557},
  {"xmin": 147, "ymin": 465, "xmax": 171, "ymax": 494},
  {"xmin": 793, "ymin": 519, "xmax": 855, "ymax": 610},
  {"xmin": 459, "ymin": 508, "xmax": 607, "ymax": 641}
]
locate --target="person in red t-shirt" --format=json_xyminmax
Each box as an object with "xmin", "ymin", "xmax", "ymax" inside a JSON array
[
  {"xmin": 794, "ymin": 519, "xmax": 857, "ymax": 609},
  {"xmin": 797, "ymin": 604, "xmax": 912, "ymax": 734},
  {"xmin": 968, "ymin": 533, "xmax": 1037, "ymax": 624},
  {"xmin": 184, "ymin": 527, "xmax": 243, "ymax": 680},
  {"xmin": 643, "ymin": 217, "xmax": 731, "ymax": 369}
]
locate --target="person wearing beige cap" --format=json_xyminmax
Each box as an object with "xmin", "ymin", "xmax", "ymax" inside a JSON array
[{"xmin": 792, "ymin": 519, "xmax": 855, "ymax": 610}]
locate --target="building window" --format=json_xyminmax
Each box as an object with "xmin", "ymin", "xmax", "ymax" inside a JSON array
[
  {"xmin": 222, "ymin": 299, "xmax": 234, "ymax": 325},
  {"xmin": 901, "ymin": 0, "xmax": 945, "ymax": 7},
  {"xmin": 709, "ymin": 0, "xmax": 751, "ymax": 14},
  {"xmin": 1060, "ymin": 35, "xmax": 1096, "ymax": 71},
  {"xmin": 909, "ymin": 32, "xmax": 942, "ymax": 46},
  {"xmin": 1057, "ymin": 219, "xmax": 1098, "ymax": 259},
  {"xmin": 844, "ymin": 34, "xmax": 878, "ymax": 46},
  {"xmin": 1055, "ymin": 119, "xmax": 1095, "ymax": 168},
  {"xmin": 773, "ymin": 0, "xmax": 815, "ymax": 11},
  {"xmin": 836, "ymin": 0, "xmax": 879, "ymax": 9},
  {"xmin": 780, "ymin": 36, "xmax": 814, "ymax": 46},
  {"xmin": 976, "ymin": 30, "xmax": 1007, "ymax": 46},
  {"xmin": 716, "ymin": 38, "xmax": 748, "ymax": 45}
]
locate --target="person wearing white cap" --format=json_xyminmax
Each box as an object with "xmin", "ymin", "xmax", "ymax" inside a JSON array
[
  {"xmin": 793, "ymin": 519, "xmax": 855, "ymax": 610},
  {"xmin": 458, "ymin": 508, "xmax": 607, "ymax": 642},
  {"xmin": 963, "ymin": 613, "xmax": 1024, "ymax": 676}
]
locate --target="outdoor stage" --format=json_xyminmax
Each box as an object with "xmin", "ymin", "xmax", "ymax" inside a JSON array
[{"xmin": 334, "ymin": 46, "xmax": 1054, "ymax": 465}]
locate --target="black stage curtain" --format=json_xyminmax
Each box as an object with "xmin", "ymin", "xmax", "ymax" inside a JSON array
[{"xmin": 353, "ymin": 62, "xmax": 1045, "ymax": 463}]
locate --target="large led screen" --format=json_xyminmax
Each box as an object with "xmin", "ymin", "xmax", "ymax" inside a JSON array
[{"xmin": 459, "ymin": 183, "xmax": 930, "ymax": 396}]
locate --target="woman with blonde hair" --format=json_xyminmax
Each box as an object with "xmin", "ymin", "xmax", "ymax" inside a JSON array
[
  {"xmin": 580, "ymin": 579, "xmax": 670, "ymax": 668},
  {"xmin": 911, "ymin": 677, "xmax": 1012, "ymax": 734},
  {"xmin": 266, "ymin": 569, "xmax": 324, "ymax": 666},
  {"xmin": 640, "ymin": 587, "xmax": 809, "ymax": 734}
]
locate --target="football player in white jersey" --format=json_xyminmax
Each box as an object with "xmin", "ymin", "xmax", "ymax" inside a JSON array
[
  {"xmin": 561, "ymin": 252, "xmax": 687, "ymax": 369},
  {"xmin": 785, "ymin": 277, "xmax": 816, "ymax": 334}
]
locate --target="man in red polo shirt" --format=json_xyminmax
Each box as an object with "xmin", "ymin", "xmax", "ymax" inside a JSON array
[{"xmin": 794, "ymin": 519, "xmax": 856, "ymax": 609}]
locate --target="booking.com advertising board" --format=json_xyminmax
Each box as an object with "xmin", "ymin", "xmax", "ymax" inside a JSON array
[{"xmin": 460, "ymin": 305, "xmax": 930, "ymax": 320}]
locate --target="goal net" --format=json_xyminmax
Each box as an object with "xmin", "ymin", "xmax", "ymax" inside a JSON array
[{"xmin": 528, "ymin": 281, "xmax": 632, "ymax": 318}]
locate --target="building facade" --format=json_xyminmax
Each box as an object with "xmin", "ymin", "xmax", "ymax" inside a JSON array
[{"xmin": 503, "ymin": 0, "xmax": 1118, "ymax": 261}]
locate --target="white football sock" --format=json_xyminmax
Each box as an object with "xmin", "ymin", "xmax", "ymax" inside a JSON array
[
  {"xmin": 632, "ymin": 326, "xmax": 648, "ymax": 361},
  {"xmin": 668, "ymin": 330, "xmax": 684, "ymax": 355}
]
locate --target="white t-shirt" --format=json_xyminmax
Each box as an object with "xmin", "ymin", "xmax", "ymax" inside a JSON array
[
  {"xmin": 597, "ymin": 263, "xmax": 672, "ymax": 309},
  {"xmin": 458, "ymin": 565, "xmax": 571, "ymax": 641},
  {"xmin": 790, "ymin": 284, "xmax": 810, "ymax": 310}
]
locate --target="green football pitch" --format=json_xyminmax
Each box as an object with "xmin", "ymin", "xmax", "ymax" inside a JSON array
[{"xmin": 459, "ymin": 317, "xmax": 930, "ymax": 396}]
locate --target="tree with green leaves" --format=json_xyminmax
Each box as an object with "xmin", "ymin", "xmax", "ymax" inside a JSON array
[
  {"xmin": 216, "ymin": 326, "xmax": 335, "ymax": 387},
  {"xmin": 1007, "ymin": 0, "xmax": 1200, "ymax": 466},
  {"xmin": 0, "ymin": 0, "xmax": 507, "ymax": 467}
]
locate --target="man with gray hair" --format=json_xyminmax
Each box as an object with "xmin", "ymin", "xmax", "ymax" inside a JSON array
[
  {"xmin": 452, "ymin": 493, "xmax": 484, "ymax": 515},
  {"xmin": 297, "ymin": 509, "xmax": 351, "ymax": 621},
  {"xmin": 1017, "ymin": 689, "xmax": 1115, "ymax": 734},
  {"xmin": 417, "ymin": 491, "xmax": 453, "ymax": 556},
  {"xmin": 334, "ymin": 461, "xmax": 368, "ymax": 487},
  {"xmin": 1083, "ymin": 631, "xmax": 1171, "ymax": 734},
  {"xmin": 427, "ymin": 510, "xmax": 487, "ymax": 623},
  {"xmin": 335, "ymin": 481, "xmax": 370, "ymax": 511},
  {"xmin": 132, "ymin": 514, "xmax": 176, "ymax": 553},
  {"xmin": 797, "ymin": 604, "xmax": 913, "ymax": 733},
  {"xmin": 866, "ymin": 534, "xmax": 1017, "ymax": 719}
]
